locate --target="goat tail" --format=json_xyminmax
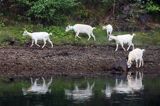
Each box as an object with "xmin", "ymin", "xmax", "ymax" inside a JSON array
[
  {"xmin": 132, "ymin": 33, "xmax": 135, "ymax": 36},
  {"xmin": 49, "ymin": 33, "xmax": 52, "ymax": 36},
  {"xmin": 142, "ymin": 49, "xmax": 145, "ymax": 52},
  {"xmin": 92, "ymin": 27, "xmax": 96, "ymax": 30}
]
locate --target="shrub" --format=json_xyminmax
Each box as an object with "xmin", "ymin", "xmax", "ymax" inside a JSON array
[
  {"xmin": 145, "ymin": 1, "xmax": 160, "ymax": 13},
  {"xmin": 17, "ymin": 0, "xmax": 79, "ymax": 25},
  {"xmin": 0, "ymin": 21, "xmax": 5, "ymax": 28}
]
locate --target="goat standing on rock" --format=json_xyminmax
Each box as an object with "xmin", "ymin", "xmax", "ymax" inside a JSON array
[
  {"xmin": 108, "ymin": 33, "xmax": 135, "ymax": 51},
  {"xmin": 23, "ymin": 30, "xmax": 53, "ymax": 48},
  {"xmin": 127, "ymin": 48, "xmax": 145, "ymax": 68},
  {"xmin": 65, "ymin": 24, "xmax": 96, "ymax": 41}
]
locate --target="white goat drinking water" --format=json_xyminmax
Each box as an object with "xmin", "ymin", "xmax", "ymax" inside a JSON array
[
  {"xmin": 23, "ymin": 30, "xmax": 53, "ymax": 48},
  {"xmin": 65, "ymin": 24, "xmax": 96, "ymax": 41},
  {"xmin": 127, "ymin": 48, "xmax": 145, "ymax": 68},
  {"xmin": 108, "ymin": 33, "xmax": 135, "ymax": 51},
  {"xmin": 102, "ymin": 24, "xmax": 113, "ymax": 35}
]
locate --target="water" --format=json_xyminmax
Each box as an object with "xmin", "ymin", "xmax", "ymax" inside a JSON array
[{"xmin": 0, "ymin": 74, "xmax": 160, "ymax": 106}]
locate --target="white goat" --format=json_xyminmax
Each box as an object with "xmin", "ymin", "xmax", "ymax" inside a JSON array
[
  {"xmin": 23, "ymin": 30, "xmax": 53, "ymax": 48},
  {"xmin": 65, "ymin": 24, "xmax": 96, "ymax": 41},
  {"xmin": 127, "ymin": 48, "xmax": 145, "ymax": 68},
  {"xmin": 108, "ymin": 33, "xmax": 135, "ymax": 51},
  {"xmin": 102, "ymin": 24, "xmax": 113, "ymax": 35}
]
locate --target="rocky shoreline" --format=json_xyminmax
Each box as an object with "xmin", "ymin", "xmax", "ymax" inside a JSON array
[{"xmin": 0, "ymin": 45, "xmax": 160, "ymax": 78}]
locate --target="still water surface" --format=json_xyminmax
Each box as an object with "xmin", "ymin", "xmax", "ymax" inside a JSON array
[{"xmin": 0, "ymin": 74, "xmax": 160, "ymax": 106}]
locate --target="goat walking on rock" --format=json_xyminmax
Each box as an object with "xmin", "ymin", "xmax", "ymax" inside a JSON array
[{"xmin": 108, "ymin": 33, "xmax": 135, "ymax": 51}]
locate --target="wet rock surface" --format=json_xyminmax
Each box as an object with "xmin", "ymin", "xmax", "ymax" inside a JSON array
[{"xmin": 0, "ymin": 45, "xmax": 159, "ymax": 78}]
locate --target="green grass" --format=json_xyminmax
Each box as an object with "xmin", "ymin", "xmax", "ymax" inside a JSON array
[{"xmin": 0, "ymin": 24, "xmax": 160, "ymax": 47}]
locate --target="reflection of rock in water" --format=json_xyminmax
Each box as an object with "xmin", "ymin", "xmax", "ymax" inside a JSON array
[
  {"xmin": 22, "ymin": 77, "xmax": 52, "ymax": 95},
  {"xmin": 112, "ymin": 58, "xmax": 128, "ymax": 72},
  {"xmin": 65, "ymin": 82, "xmax": 94, "ymax": 102}
]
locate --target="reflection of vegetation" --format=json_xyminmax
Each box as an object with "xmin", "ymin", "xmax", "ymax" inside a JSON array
[
  {"xmin": 0, "ymin": 77, "xmax": 160, "ymax": 97},
  {"xmin": 0, "ymin": 78, "xmax": 114, "ymax": 96},
  {"xmin": 0, "ymin": 80, "xmax": 28, "ymax": 96},
  {"xmin": 144, "ymin": 77, "xmax": 160, "ymax": 94}
]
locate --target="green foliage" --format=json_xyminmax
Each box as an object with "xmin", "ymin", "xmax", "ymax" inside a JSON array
[
  {"xmin": 0, "ymin": 80, "xmax": 28, "ymax": 96},
  {"xmin": 0, "ymin": 0, "xmax": 160, "ymax": 25},
  {"xmin": 145, "ymin": 1, "xmax": 160, "ymax": 13},
  {"xmin": 17, "ymin": 0, "xmax": 79, "ymax": 25}
]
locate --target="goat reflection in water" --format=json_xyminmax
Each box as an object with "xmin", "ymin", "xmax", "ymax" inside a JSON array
[
  {"xmin": 102, "ymin": 84, "xmax": 112, "ymax": 98},
  {"xmin": 22, "ymin": 77, "xmax": 52, "ymax": 95},
  {"xmin": 127, "ymin": 71, "xmax": 144, "ymax": 91},
  {"xmin": 65, "ymin": 82, "xmax": 94, "ymax": 101},
  {"xmin": 113, "ymin": 78, "xmax": 133, "ymax": 94},
  {"xmin": 102, "ymin": 72, "xmax": 144, "ymax": 98}
]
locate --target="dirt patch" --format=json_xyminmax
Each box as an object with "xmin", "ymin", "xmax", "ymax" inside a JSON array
[{"xmin": 0, "ymin": 45, "xmax": 160, "ymax": 78}]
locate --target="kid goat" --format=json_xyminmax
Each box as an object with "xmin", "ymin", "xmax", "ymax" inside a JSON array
[
  {"xmin": 127, "ymin": 48, "xmax": 145, "ymax": 68},
  {"xmin": 102, "ymin": 24, "xmax": 113, "ymax": 35},
  {"xmin": 65, "ymin": 24, "xmax": 96, "ymax": 41},
  {"xmin": 23, "ymin": 30, "xmax": 53, "ymax": 48},
  {"xmin": 108, "ymin": 33, "xmax": 135, "ymax": 51}
]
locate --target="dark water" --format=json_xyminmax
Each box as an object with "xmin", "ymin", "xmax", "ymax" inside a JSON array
[{"xmin": 0, "ymin": 75, "xmax": 160, "ymax": 106}]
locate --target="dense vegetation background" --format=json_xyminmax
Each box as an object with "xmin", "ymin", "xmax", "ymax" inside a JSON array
[{"xmin": 0, "ymin": 0, "xmax": 160, "ymax": 46}]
